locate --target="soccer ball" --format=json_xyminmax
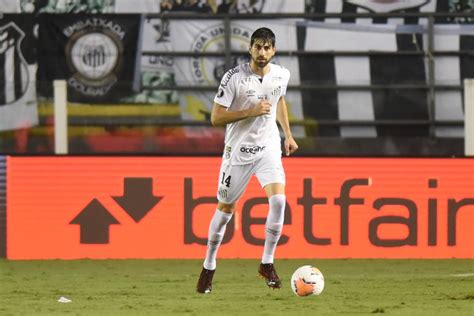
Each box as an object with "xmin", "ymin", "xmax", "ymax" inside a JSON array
[{"xmin": 290, "ymin": 265, "xmax": 325, "ymax": 296}]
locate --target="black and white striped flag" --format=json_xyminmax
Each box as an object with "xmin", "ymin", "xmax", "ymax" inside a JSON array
[
  {"xmin": 0, "ymin": 15, "xmax": 38, "ymax": 132},
  {"xmin": 300, "ymin": 0, "xmax": 473, "ymax": 137}
]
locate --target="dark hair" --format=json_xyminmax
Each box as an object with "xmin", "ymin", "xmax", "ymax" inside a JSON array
[{"xmin": 250, "ymin": 27, "xmax": 275, "ymax": 47}]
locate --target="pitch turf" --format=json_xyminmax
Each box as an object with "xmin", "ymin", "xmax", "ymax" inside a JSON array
[{"xmin": 1, "ymin": 259, "xmax": 473, "ymax": 315}]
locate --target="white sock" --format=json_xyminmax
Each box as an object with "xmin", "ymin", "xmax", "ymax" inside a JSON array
[
  {"xmin": 262, "ymin": 194, "xmax": 286, "ymax": 264},
  {"xmin": 203, "ymin": 209, "xmax": 233, "ymax": 270}
]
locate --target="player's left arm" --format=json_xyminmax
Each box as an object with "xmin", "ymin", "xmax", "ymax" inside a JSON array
[{"xmin": 276, "ymin": 96, "xmax": 298, "ymax": 156}]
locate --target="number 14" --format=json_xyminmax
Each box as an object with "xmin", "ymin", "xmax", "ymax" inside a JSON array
[{"xmin": 221, "ymin": 172, "xmax": 231, "ymax": 187}]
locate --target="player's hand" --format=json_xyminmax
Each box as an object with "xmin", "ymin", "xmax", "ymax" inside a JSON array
[
  {"xmin": 284, "ymin": 136, "xmax": 298, "ymax": 156},
  {"xmin": 249, "ymin": 99, "xmax": 272, "ymax": 117},
  {"xmin": 294, "ymin": 278, "xmax": 314, "ymax": 297}
]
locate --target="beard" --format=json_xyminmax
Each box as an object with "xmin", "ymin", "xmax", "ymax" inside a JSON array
[{"xmin": 254, "ymin": 57, "xmax": 270, "ymax": 68}]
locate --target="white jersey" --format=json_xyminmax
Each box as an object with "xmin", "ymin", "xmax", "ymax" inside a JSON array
[{"xmin": 214, "ymin": 62, "xmax": 290, "ymax": 165}]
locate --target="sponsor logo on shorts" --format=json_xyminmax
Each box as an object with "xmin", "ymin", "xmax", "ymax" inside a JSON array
[{"xmin": 240, "ymin": 145, "xmax": 266, "ymax": 154}]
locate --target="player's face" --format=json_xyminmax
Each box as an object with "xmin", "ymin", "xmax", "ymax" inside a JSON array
[{"xmin": 249, "ymin": 40, "xmax": 275, "ymax": 68}]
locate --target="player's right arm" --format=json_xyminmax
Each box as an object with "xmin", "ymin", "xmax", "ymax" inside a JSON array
[{"xmin": 211, "ymin": 101, "xmax": 271, "ymax": 127}]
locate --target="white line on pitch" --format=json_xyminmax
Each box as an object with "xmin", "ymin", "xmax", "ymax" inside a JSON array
[{"xmin": 450, "ymin": 273, "xmax": 474, "ymax": 277}]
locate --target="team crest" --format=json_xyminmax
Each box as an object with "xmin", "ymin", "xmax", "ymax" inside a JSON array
[
  {"xmin": 190, "ymin": 24, "xmax": 252, "ymax": 85},
  {"xmin": 0, "ymin": 22, "xmax": 29, "ymax": 105},
  {"xmin": 64, "ymin": 18, "xmax": 124, "ymax": 96}
]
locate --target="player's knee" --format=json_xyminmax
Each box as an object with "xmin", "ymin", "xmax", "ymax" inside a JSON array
[
  {"xmin": 269, "ymin": 194, "xmax": 286, "ymax": 211},
  {"xmin": 217, "ymin": 201, "xmax": 236, "ymax": 213}
]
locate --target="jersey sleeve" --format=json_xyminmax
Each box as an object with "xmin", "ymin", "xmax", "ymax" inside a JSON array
[
  {"xmin": 213, "ymin": 67, "xmax": 239, "ymax": 108},
  {"xmin": 281, "ymin": 67, "xmax": 291, "ymax": 96}
]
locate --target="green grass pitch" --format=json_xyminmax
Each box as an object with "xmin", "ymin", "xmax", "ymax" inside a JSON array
[{"xmin": 1, "ymin": 259, "xmax": 473, "ymax": 315}]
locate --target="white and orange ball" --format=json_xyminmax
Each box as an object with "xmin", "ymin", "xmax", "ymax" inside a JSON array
[{"xmin": 290, "ymin": 265, "xmax": 325, "ymax": 296}]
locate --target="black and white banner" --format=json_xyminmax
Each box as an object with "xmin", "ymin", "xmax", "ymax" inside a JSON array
[
  {"xmin": 122, "ymin": 16, "xmax": 178, "ymax": 104},
  {"xmin": 37, "ymin": 14, "xmax": 142, "ymax": 103},
  {"xmin": 300, "ymin": 0, "xmax": 474, "ymax": 138},
  {"xmin": 430, "ymin": 25, "xmax": 474, "ymax": 137},
  {"xmin": 300, "ymin": 22, "xmax": 429, "ymax": 137},
  {"xmin": 0, "ymin": 15, "xmax": 38, "ymax": 132}
]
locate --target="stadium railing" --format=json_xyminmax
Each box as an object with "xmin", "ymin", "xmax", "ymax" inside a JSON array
[
  {"xmin": 139, "ymin": 12, "xmax": 471, "ymax": 136},
  {"xmin": 1, "ymin": 11, "xmax": 472, "ymax": 155}
]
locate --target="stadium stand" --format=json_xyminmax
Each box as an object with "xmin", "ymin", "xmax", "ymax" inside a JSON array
[{"xmin": 0, "ymin": 0, "xmax": 472, "ymax": 156}]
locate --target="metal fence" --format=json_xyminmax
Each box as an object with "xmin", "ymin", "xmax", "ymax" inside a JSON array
[{"xmin": 136, "ymin": 11, "xmax": 472, "ymax": 136}]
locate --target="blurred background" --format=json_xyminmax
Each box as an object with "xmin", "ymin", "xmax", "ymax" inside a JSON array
[{"xmin": 0, "ymin": 0, "xmax": 473, "ymax": 156}]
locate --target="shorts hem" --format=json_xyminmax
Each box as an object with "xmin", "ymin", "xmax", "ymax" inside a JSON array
[{"xmin": 260, "ymin": 180, "xmax": 286, "ymax": 189}]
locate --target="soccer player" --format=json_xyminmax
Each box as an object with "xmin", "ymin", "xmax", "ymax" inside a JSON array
[{"xmin": 197, "ymin": 27, "xmax": 298, "ymax": 294}]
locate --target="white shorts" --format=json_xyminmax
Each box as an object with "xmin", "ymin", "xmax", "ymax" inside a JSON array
[{"xmin": 216, "ymin": 154, "xmax": 285, "ymax": 204}]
